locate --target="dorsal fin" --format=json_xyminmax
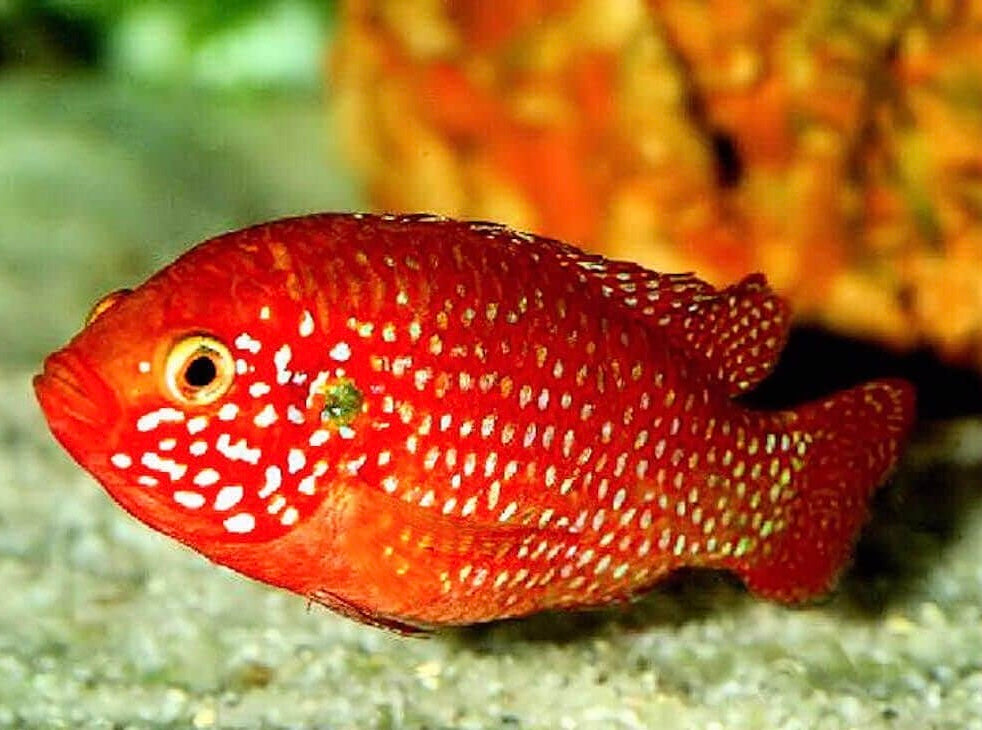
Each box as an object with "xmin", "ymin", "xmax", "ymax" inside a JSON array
[
  {"xmin": 547, "ymin": 244, "xmax": 791, "ymax": 396},
  {"xmin": 464, "ymin": 221, "xmax": 792, "ymax": 396},
  {"xmin": 667, "ymin": 273, "xmax": 792, "ymax": 395}
]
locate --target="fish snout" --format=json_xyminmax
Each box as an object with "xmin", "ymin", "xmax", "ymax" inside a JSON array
[{"xmin": 34, "ymin": 349, "xmax": 121, "ymax": 440}]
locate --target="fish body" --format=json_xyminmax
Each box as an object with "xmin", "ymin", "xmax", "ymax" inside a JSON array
[{"xmin": 34, "ymin": 214, "xmax": 915, "ymax": 631}]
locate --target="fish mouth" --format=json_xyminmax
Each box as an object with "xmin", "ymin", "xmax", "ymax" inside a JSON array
[{"xmin": 34, "ymin": 350, "xmax": 121, "ymax": 448}]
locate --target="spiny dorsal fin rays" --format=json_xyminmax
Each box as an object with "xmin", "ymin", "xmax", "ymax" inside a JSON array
[
  {"xmin": 668, "ymin": 273, "xmax": 792, "ymax": 396},
  {"xmin": 542, "ymin": 242, "xmax": 791, "ymax": 397}
]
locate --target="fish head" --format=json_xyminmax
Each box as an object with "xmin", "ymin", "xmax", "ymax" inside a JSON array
[{"xmin": 34, "ymin": 237, "xmax": 368, "ymax": 551}]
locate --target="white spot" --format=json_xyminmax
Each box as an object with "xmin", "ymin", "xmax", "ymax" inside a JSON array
[
  {"xmin": 158, "ymin": 438, "xmax": 177, "ymax": 451},
  {"xmin": 298, "ymin": 475, "xmax": 316, "ymax": 495},
  {"xmin": 382, "ymin": 475, "xmax": 399, "ymax": 493},
  {"xmin": 193, "ymin": 468, "xmax": 220, "ymax": 487},
  {"xmin": 487, "ymin": 480, "xmax": 500, "ymax": 509},
  {"xmin": 394, "ymin": 356, "xmax": 413, "ymax": 377},
  {"xmin": 249, "ymin": 381, "xmax": 272, "ymax": 398},
  {"xmin": 281, "ymin": 507, "xmax": 299, "ymax": 526},
  {"xmin": 110, "ymin": 453, "xmax": 132, "ymax": 469},
  {"xmin": 287, "ymin": 405, "xmax": 306, "ymax": 424},
  {"xmin": 234, "ymin": 333, "xmax": 261, "ymax": 354},
  {"xmin": 299, "ymin": 310, "xmax": 315, "ymax": 338},
  {"xmin": 344, "ymin": 454, "xmax": 366, "ymax": 475},
  {"xmin": 174, "ymin": 491, "xmax": 206, "ymax": 509},
  {"xmin": 253, "ymin": 404, "xmax": 278, "ymax": 428},
  {"xmin": 259, "ymin": 306, "xmax": 271, "ymax": 320},
  {"xmin": 138, "ymin": 361, "xmax": 151, "ymax": 374},
  {"xmin": 274, "ymin": 344, "xmax": 293, "ymax": 385},
  {"xmin": 484, "ymin": 453, "xmax": 498, "ymax": 477},
  {"xmin": 541, "ymin": 424, "xmax": 559, "ymax": 447},
  {"xmin": 499, "ymin": 501, "xmax": 518, "ymax": 522},
  {"xmin": 215, "ymin": 433, "xmax": 262, "ymax": 464},
  {"xmin": 308, "ymin": 429, "xmax": 330, "ymax": 447},
  {"xmin": 287, "ymin": 448, "xmax": 306, "ymax": 474},
  {"xmin": 218, "ymin": 403, "xmax": 239, "ymax": 421},
  {"xmin": 137, "ymin": 475, "xmax": 159, "ymax": 487},
  {"xmin": 338, "ymin": 426, "xmax": 356, "ymax": 440},
  {"xmin": 140, "ymin": 452, "xmax": 187, "ymax": 481},
  {"xmin": 329, "ymin": 342, "xmax": 352, "ymax": 362},
  {"xmin": 462, "ymin": 496, "xmax": 478, "ymax": 516},
  {"xmin": 223, "ymin": 513, "xmax": 256, "ymax": 534},
  {"xmin": 137, "ymin": 407, "xmax": 185, "ymax": 433},
  {"xmin": 214, "ymin": 485, "xmax": 244, "ymax": 511},
  {"xmin": 259, "ymin": 466, "xmax": 282, "ymax": 498},
  {"xmin": 235, "ymin": 358, "xmax": 249, "ymax": 375},
  {"xmin": 189, "ymin": 440, "xmax": 207, "ymax": 456},
  {"xmin": 613, "ymin": 488, "xmax": 627, "ymax": 510},
  {"xmin": 187, "ymin": 416, "xmax": 208, "ymax": 435}
]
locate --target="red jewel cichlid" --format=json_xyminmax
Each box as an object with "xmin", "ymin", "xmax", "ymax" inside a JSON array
[{"xmin": 35, "ymin": 214, "xmax": 915, "ymax": 633}]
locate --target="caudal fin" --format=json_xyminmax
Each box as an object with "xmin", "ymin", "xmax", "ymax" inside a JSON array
[{"xmin": 736, "ymin": 379, "xmax": 916, "ymax": 602}]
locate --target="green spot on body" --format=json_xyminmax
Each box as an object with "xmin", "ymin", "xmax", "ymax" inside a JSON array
[
  {"xmin": 734, "ymin": 536, "xmax": 754, "ymax": 557},
  {"xmin": 320, "ymin": 378, "xmax": 364, "ymax": 427}
]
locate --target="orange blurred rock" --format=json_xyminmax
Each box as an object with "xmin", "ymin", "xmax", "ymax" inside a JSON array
[{"xmin": 331, "ymin": 0, "xmax": 982, "ymax": 369}]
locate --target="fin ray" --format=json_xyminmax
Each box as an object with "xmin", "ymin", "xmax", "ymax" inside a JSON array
[
  {"xmin": 545, "ymin": 242, "xmax": 792, "ymax": 395},
  {"xmin": 734, "ymin": 379, "xmax": 916, "ymax": 602}
]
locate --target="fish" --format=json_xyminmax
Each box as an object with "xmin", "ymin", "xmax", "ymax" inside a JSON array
[{"xmin": 34, "ymin": 213, "xmax": 915, "ymax": 633}]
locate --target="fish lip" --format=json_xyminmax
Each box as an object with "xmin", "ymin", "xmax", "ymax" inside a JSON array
[{"xmin": 34, "ymin": 350, "xmax": 121, "ymax": 444}]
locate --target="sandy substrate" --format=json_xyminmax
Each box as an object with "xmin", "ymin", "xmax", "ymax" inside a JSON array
[{"xmin": 2, "ymin": 76, "xmax": 982, "ymax": 730}]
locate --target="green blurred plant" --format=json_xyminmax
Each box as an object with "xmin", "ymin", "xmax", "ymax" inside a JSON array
[{"xmin": 1, "ymin": 0, "xmax": 337, "ymax": 88}]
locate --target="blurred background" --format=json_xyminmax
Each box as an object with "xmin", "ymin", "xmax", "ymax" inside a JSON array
[
  {"xmin": 3, "ymin": 3, "xmax": 982, "ymax": 728},
  {"xmin": 0, "ymin": 0, "xmax": 354, "ymax": 367}
]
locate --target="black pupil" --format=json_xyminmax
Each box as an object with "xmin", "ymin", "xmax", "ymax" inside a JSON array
[{"xmin": 184, "ymin": 354, "xmax": 218, "ymax": 388}]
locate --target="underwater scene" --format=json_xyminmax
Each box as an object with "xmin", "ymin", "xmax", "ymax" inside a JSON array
[{"xmin": 2, "ymin": 2, "xmax": 982, "ymax": 728}]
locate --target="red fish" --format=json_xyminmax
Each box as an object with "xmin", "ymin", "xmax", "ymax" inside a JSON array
[{"xmin": 34, "ymin": 214, "xmax": 915, "ymax": 632}]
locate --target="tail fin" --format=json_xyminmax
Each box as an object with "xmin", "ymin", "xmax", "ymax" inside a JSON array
[{"xmin": 736, "ymin": 379, "xmax": 916, "ymax": 602}]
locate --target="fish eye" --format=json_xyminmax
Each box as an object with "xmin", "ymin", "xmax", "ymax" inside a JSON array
[
  {"xmin": 164, "ymin": 335, "xmax": 235, "ymax": 406},
  {"xmin": 85, "ymin": 289, "xmax": 133, "ymax": 326}
]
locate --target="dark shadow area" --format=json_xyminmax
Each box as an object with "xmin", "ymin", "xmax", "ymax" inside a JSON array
[
  {"xmin": 742, "ymin": 325, "xmax": 982, "ymax": 419},
  {"xmin": 835, "ymin": 455, "xmax": 981, "ymax": 617},
  {"xmin": 0, "ymin": 8, "xmax": 102, "ymax": 70}
]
